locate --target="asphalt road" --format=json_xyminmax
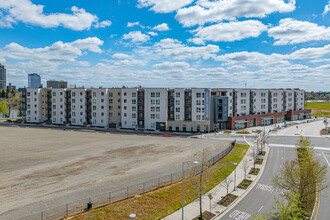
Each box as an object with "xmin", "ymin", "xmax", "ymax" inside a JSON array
[{"xmin": 222, "ymin": 146, "xmax": 296, "ymax": 219}]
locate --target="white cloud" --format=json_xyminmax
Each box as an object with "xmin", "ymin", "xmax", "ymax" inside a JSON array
[
  {"xmin": 127, "ymin": 22, "xmax": 140, "ymax": 27},
  {"xmin": 153, "ymin": 61, "xmax": 190, "ymax": 69},
  {"xmin": 123, "ymin": 31, "xmax": 150, "ymax": 43},
  {"xmin": 137, "ymin": 0, "xmax": 194, "ymax": 13},
  {"xmin": 94, "ymin": 20, "xmax": 112, "ymax": 28},
  {"xmin": 268, "ymin": 18, "xmax": 330, "ymax": 45},
  {"xmin": 153, "ymin": 23, "xmax": 170, "ymax": 31},
  {"xmin": 192, "ymin": 20, "xmax": 267, "ymax": 43},
  {"xmin": 148, "ymin": 31, "xmax": 158, "ymax": 36},
  {"xmin": 288, "ymin": 44, "xmax": 330, "ymax": 60},
  {"xmin": 106, "ymin": 59, "xmax": 148, "ymax": 66},
  {"xmin": 176, "ymin": 0, "xmax": 296, "ymax": 27},
  {"xmin": 0, "ymin": 0, "xmax": 109, "ymax": 30},
  {"xmin": 112, "ymin": 53, "xmax": 131, "ymax": 59},
  {"xmin": 323, "ymin": 1, "xmax": 330, "ymax": 16},
  {"xmin": 0, "ymin": 37, "xmax": 104, "ymax": 69},
  {"xmin": 154, "ymin": 38, "xmax": 220, "ymax": 60}
]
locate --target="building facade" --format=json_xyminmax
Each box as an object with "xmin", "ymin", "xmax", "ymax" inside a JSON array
[
  {"xmin": 28, "ymin": 73, "xmax": 41, "ymax": 88},
  {"xmin": 22, "ymin": 87, "xmax": 311, "ymax": 131},
  {"xmin": 0, "ymin": 64, "xmax": 6, "ymax": 90},
  {"xmin": 47, "ymin": 80, "xmax": 67, "ymax": 88}
]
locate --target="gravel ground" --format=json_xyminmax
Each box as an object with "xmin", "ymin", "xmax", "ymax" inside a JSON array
[{"xmin": 0, "ymin": 126, "xmax": 233, "ymax": 219}]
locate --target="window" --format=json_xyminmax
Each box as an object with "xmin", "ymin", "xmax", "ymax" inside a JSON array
[
  {"xmin": 53, "ymin": 118, "xmax": 56, "ymax": 123},
  {"xmin": 101, "ymin": 112, "xmax": 104, "ymax": 116},
  {"xmin": 132, "ymin": 99, "xmax": 136, "ymax": 104},
  {"xmin": 196, "ymin": 115, "xmax": 201, "ymax": 120},
  {"xmin": 53, "ymin": 111, "xmax": 56, "ymax": 116},
  {"xmin": 288, "ymin": 98, "xmax": 292, "ymax": 102},
  {"xmin": 101, "ymin": 99, "xmax": 104, "ymax": 103},
  {"xmin": 176, "ymin": 107, "xmax": 180, "ymax": 112},
  {"xmin": 60, "ymin": 105, "xmax": 63, "ymax": 109},
  {"xmin": 80, "ymin": 112, "xmax": 83, "ymax": 116},
  {"xmin": 202, "ymin": 93, "xmax": 205, "ymax": 98},
  {"xmin": 109, "ymin": 99, "xmax": 113, "ymax": 104},
  {"xmin": 151, "ymin": 106, "xmax": 155, "ymax": 112},
  {"xmin": 273, "ymin": 104, "xmax": 278, "ymax": 108},
  {"xmin": 93, "ymin": 112, "xmax": 96, "ymax": 117},
  {"xmin": 176, "ymin": 100, "xmax": 180, "ymax": 105},
  {"xmin": 151, "ymin": 123, "xmax": 155, "ymax": 128},
  {"xmin": 118, "ymin": 99, "xmax": 121, "ymax": 102},
  {"xmin": 80, "ymin": 92, "xmax": 83, "ymax": 96},
  {"xmin": 151, "ymin": 99, "xmax": 155, "ymax": 105},
  {"xmin": 124, "ymin": 92, "xmax": 127, "ymax": 96},
  {"xmin": 93, "ymin": 106, "xmax": 96, "ymax": 110},
  {"xmin": 156, "ymin": 92, "xmax": 160, "ymax": 97},
  {"xmin": 124, "ymin": 99, "xmax": 127, "ymax": 103},
  {"xmin": 241, "ymin": 99, "xmax": 246, "ymax": 104},
  {"xmin": 53, "ymin": 105, "xmax": 56, "ymax": 109},
  {"xmin": 132, "ymin": 113, "xmax": 136, "ymax": 118},
  {"xmin": 196, "ymin": 107, "xmax": 201, "ymax": 113},
  {"xmin": 80, "ymin": 98, "xmax": 83, "ymax": 102},
  {"xmin": 118, "ymin": 92, "xmax": 121, "ymax": 96},
  {"xmin": 124, "ymin": 106, "xmax": 127, "ymax": 110},
  {"xmin": 109, "ymin": 112, "xmax": 113, "ymax": 117},
  {"xmin": 93, "ymin": 92, "xmax": 96, "ymax": 97},
  {"xmin": 241, "ymin": 92, "xmax": 247, "ymax": 97},
  {"xmin": 261, "ymin": 105, "xmax": 266, "ymax": 109},
  {"xmin": 52, "ymin": 92, "xmax": 56, "ymax": 96},
  {"xmin": 93, "ymin": 99, "xmax": 96, "ymax": 104},
  {"xmin": 261, "ymin": 92, "xmax": 266, "ymax": 97},
  {"xmin": 151, "ymin": 114, "xmax": 155, "ymax": 119},
  {"xmin": 156, "ymin": 107, "xmax": 160, "ymax": 112},
  {"xmin": 109, "ymin": 106, "xmax": 113, "ymax": 110},
  {"xmin": 52, "ymin": 98, "xmax": 56, "ymax": 103},
  {"xmin": 273, "ymin": 93, "xmax": 278, "ymax": 97},
  {"xmin": 261, "ymin": 99, "xmax": 266, "ymax": 103},
  {"xmin": 196, "ymin": 92, "xmax": 201, "ymax": 98},
  {"xmin": 132, "ymin": 106, "xmax": 136, "ymax": 111},
  {"xmin": 151, "ymin": 92, "xmax": 155, "ymax": 97},
  {"xmin": 196, "ymin": 100, "xmax": 201, "ymax": 105},
  {"xmin": 241, "ymin": 106, "xmax": 246, "ymax": 110},
  {"xmin": 176, "ymin": 92, "xmax": 180, "ymax": 98},
  {"xmin": 156, "ymin": 99, "xmax": 160, "ymax": 105},
  {"xmin": 124, "ymin": 113, "xmax": 127, "ymax": 117},
  {"xmin": 101, "ymin": 92, "xmax": 104, "ymax": 96},
  {"xmin": 72, "ymin": 92, "xmax": 75, "ymax": 97},
  {"xmin": 72, "ymin": 112, "xmax": 75, "ymax": 116},
  {"xmin": 274, "ymin": 98, "xmax": 278, "ymax": 102},
  {"xmin": 132, "ymin": 92, "xmax": 136, "ymax": 97},
  {"xmin": 156, "ymin": 114, "xmax": 160, "ymax": 119},
  {"xmin": 72, "ymin": 99, "xmax": 75, "ymax": 103},
  {"xmin": 101, "ymin": 106, "xmax": 104, "ymax": 109},
  {"xmin": 27, "ymin": 92, "xmax": 31, "ymax": 96},
  {"xmin": 175, "ymin": 114, "xmax": 180, "ymax": 120},
  {"xmin": 288, "ymin": 93, "xmax": 292, "ymax": 96},
  {"xmin": 109, "ymin": 92, "xmax": 113, "ymax": 97}
]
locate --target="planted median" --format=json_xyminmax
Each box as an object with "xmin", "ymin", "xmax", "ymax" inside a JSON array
[{"xmin": 71, "ymin": 143, "xmax": 249, "ymax": 220}]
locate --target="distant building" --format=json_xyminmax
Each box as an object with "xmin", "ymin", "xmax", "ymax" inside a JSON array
[
  {"xmin": 47, "ymin": 80, "xmax": 67, "ymax": 88},
  {"xmin": 28, "ymin": 73, "xmax": 41, "ymax": 88},
  {"xmin": 0, "ymin": 64, "xmax": 6, "ymax": 90},
  {"xmin": 7, "ymin": 83, "xmax": 16, "ymax": 90}
]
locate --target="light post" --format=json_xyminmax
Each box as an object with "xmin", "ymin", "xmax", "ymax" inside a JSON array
[
  {"xmin": 233, "ymin": 163, "xmax": 238, "ymax": 191},
  {"xmin": 182, "ymin": 160, "xmax": 199, "ymax": 220},
  {"xmin": 129, "ymin": 213, "xmax": 136, "ymax": 220}
]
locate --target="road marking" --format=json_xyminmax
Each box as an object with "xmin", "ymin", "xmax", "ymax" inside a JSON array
[
  {"xmin": 258, "ymin": 206, "xmax": 263, "ymax": 213},
  {"xmin": 229, "ymin": 210, "xmax": 251, "ymax": 220},
  {"xmin": 322, "ymin": 152, "xmax": 330, "ymax": 167},
  {"xmin": 314, "ymin": 185, "xmax": 321, "ymax": 220},
  {"xmin": 269, "ymin": 144, "xmax": 330, "ymax": 152},
  {"xmin": 255, "ymin": 183, "xmax": 283, "ymax": 195}
]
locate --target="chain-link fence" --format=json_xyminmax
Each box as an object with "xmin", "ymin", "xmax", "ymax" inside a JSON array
[{"xmin": 20, "ymin": 142, "xmax": 235, "ymax": 220}]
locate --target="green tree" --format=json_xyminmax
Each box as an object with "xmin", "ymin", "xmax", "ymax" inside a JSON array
[{"xmin": 0, "ymin": 101, "xmax": 9, "ymax": 116}]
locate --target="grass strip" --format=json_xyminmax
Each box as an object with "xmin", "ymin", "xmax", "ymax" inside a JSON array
[{"xmin": 71, "ymin": 143, "xmax": 249, "ymax": 220}]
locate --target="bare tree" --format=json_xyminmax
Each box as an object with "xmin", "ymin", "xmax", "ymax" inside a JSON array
[
  {"xmin": 241, "ymin": 159, "xmax": 250, "ymax": 180},
  {"xmin": 221, "ymin": 175, "xmax": 233, "ymax": 195}
]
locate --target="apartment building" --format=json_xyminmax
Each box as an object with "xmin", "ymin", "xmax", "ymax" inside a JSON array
[
  {"xmin": 269, "ymin": 89, "xmax": 284, "ymax": 113},
  {"xmin": 233, "ymin": 89, "xmax": 250, "ymax": 116},
  {"xmin": 121, "ymin": 88, "xmax": 138, "ymax": 129},
  {"xmin": 166, "ymin": 88, "xmax": 211, "ymax": 132},
  {"xmin": 144, "ymin": 88, "xmax": 167, "ymax": 130},
  {"xmin": 91, "ymin": 88, "xmax": 109, "ymax": 127},
  {"xmin": 70, "ymin": 88, "xmax": 90, "ymax": 126},
  {"xmin": 22, "ymin": 87, "xmax": 311, "ymax": 131},
  {"xmin": 108, "ymin": 88, "xmax": 121, "ymax": 128},
  {"xmin": 50, "ymin": 88, "xmax": 67, "ymax": 125},
  {"xmin": 26, "ymin": 88, "xmax": 47, "ymax": 123}
]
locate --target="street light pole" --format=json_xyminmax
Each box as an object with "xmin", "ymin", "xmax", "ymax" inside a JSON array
[
  {"xmin": 182, "ymin": 161, "xmax": 198, "ymax": 220},
  {"xmin": 233, "ymin": 162, "xmax": 238, "ymax": 191}
]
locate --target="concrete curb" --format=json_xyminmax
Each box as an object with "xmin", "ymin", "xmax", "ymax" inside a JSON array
[
  {"xmin": 212, "ymin": 138, "xmax": 270, "ymax": 219},
  {"xmin": 310, "ymin": 186, "xmax": 320, "ymax": 220}
]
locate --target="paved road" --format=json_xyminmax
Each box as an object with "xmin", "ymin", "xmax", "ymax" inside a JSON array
[
  {"xmin": 221, "ymin": 146, "xmax": 295, "ymax": 219},
  {"xmin": 219, "ymin": 120, "xmax": 330, "ymax": 219}
]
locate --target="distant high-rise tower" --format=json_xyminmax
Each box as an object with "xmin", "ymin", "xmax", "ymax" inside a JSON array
[
  {"xmin": 28, "ymin": 73, "xmax": 41, "ymax": 88},
  {"xmin": 0, "ymin": 64, "xmax": 6, "ymax": 90}
]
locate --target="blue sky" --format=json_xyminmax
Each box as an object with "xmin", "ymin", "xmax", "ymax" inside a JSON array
[{"xmin": 0, "ymin": 0, "xmax": 329, "ymax": 91}]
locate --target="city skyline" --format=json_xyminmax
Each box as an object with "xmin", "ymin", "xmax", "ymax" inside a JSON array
[{"xmin": 0, "ymin": 0, "xmax": 330, "ymax": 91}]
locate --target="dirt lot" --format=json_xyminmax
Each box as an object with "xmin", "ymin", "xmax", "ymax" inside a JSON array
[{"xmin": 0, "ymin": 126, "xmax": 233, "ymax": 219}]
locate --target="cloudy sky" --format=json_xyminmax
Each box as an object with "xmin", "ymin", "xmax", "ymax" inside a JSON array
[{"xmin": 0, "ymin": 0, "xmax": 329, "ymax": 91}]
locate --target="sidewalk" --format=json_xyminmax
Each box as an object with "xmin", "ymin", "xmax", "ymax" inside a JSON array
[{"xmin": 162, "ymin": 138, "xmax": 269, "ymax": 220}]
